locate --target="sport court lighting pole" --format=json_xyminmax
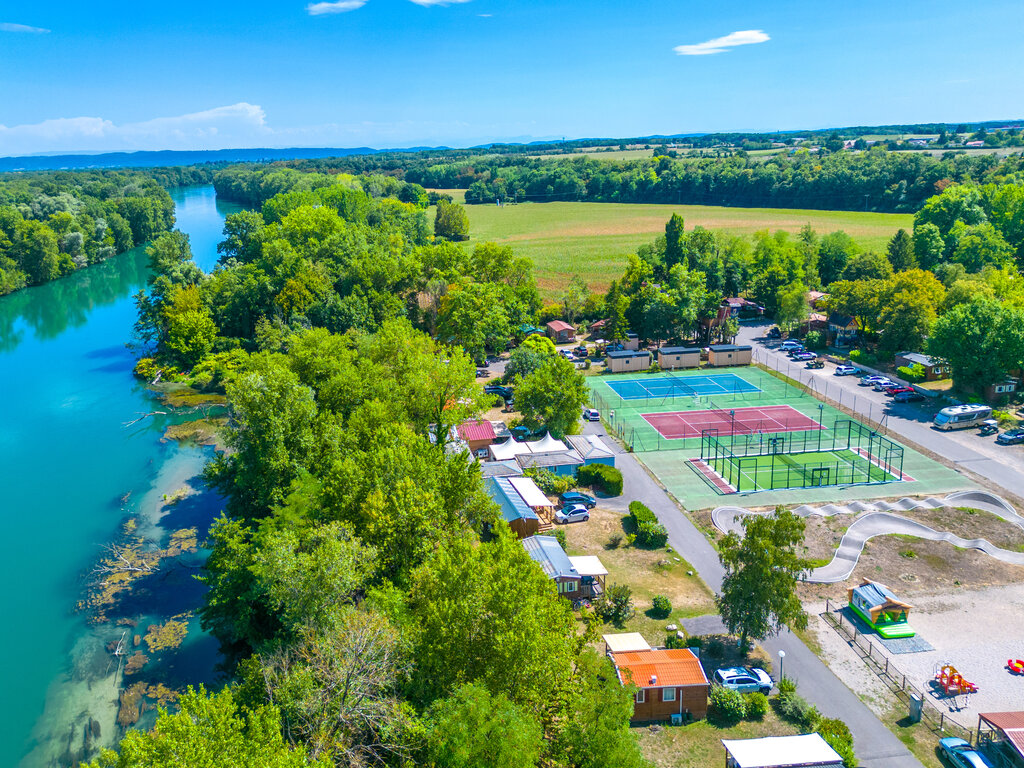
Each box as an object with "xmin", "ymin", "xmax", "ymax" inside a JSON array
[{"xmin": 817, "ymin": 404, "xmax": 824, "ymax": 452}]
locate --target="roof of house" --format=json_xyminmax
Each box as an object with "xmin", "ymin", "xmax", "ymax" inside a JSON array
[
  {"xmin": 457, "ymin": 420, "xmax": 497, "ymax": 442},
  {"xmin": 480, "ymin": 459, "xmax": 523, "ymax": 478},
  {"xmin": 516, "ymin": 451, "xmax": 585, "ymax": 470},
  {"xmin": 589, "ymin": 318, "xmax": 609, "ymax": 329},
  {"xmin": 808, "ymin": 290, "xmax": 829, "ymax": 301},
  {"xmin": 508, "ymin": 476, "xmax": 552, "ymax": 508},
  {"xmin": 522, "ymin": 535, "xmax": 579, "ymax": 580},
  {"xmin": 658, "ymin": 346, "xmax": 702, "ymax": 355},
  {"xmin": 709, "ymin": 344, "xmax": 752, "ymax": 352},
  {"xmin": 546, "ymin": 320, "xmax": 575, "ymax": 332},
  {"xmin": 485, "ymin": 477, "xmax": 539, "ymax": 523},
  {"xmin": 722, "ymin": 734, "xmax": 843, "ymax": 768},
  {"xmin": 897, "ymin": 352, "xmax": 939, "ymax": 367},
  {"xmin": 828, "ymin": 313, "xmax": 857, "ymax": 327},
  {"xmin": 603, "ymin": 633, "xmax": 652, "ymax": 654},
  {"xmin": 606, "ymin": 350, "xmax": 650, "ymax": 359},
  {"xmin": 612, "ymin": 648, "xmax": 709, "ymax": 689},
  {"xmin": 489, "ymin": 439, "xmax": 532, "ymax": 461},
  {"xmin": 565, "ymin": 434, "xmax": 615, "ymax": 461},
  {"xmin": 980, "ymin": 712, "xmax": 1024, "ymax": 760},
  {"xmin": 569, "ymin": 555, "xmax": 608, "ymax": 577},
  {"xmin": 851, "ymin": 580, "xmax": 912, "ymax": 611}
]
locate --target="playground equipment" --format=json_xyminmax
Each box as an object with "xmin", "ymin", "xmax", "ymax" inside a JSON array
[
  {"xmin": 1008, "ymin": 659, "xmax": 1024, "ymax": 675},
  {"xmin": 848, "ymin": 580, "xmax": 916, "ymax": 638},
  {"xmin": 934, "ymin": 664, "xmax": 978, "ymax": 696}
]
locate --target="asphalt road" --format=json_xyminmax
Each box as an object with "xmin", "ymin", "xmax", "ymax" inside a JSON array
[
  {"xmin": 737, "ymin": 322, "xmax": 1024, "ymax": 502},
  {"xmin": 582, "ymin": 420, "xmax": 926, "ymax": 768}
]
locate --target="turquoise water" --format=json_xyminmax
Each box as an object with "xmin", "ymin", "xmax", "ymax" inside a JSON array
[{"xmin": 0, "ymin": 186, "xmax": 238, "ymax": 767}]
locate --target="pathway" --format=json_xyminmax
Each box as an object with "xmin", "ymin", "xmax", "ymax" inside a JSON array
[{"xmin": 583, "ymin": 421, "xmax": 925, "ymax": 768}]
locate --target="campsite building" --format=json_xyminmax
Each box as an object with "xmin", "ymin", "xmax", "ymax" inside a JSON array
[
  {"xmin": 522, "ymin": 536, "xmax": 607, "ymax": 600},
  {"xmin": 606, "ymin": 349, "xmax": 650, "ymax": 373},
  {"xmin": 657, "ymin": 346, "xmax": 701, "ymax": 370},
  {"xmin": 827, "ymin": 313, "xmax": 859, "ymax": 348},
  {"xmin": 707, "ymin": 345, "xmax": 753, "ymax": 367},
  {"xmin": 488, "ymin": 433, "xmax": 586, "ymax": 475},
  {"xmin": 456, "ymin": 420, "xmax": 498, "ymax": 457},
  {"xmin": 978, "ymin": 711, "xmax": 1024, "ymax": 768},
  {"xmin": 564, "ymin": 434, "xmax": 616, "ymax": 467},
  {"xmin": 722, "ymin": 734, "xmax": 844, "ymax": 768},
  {"xmin": 605, "ymin": 634, "xmax": 709, "ymax": 723},
  {"xmin": 894, "ymin": 352, "xmax": 950, "ymax": 381},
  {"xmin": 546, "ymin": 320, "xmax": 576, "ymax": 344},
  {"xmin": 484, "ymin": 476, "xmax": 555, "ymax": 538}
]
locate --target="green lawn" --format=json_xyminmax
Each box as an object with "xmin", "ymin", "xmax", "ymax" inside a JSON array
[
  {"xmin": 637, "ymin": 709, "xmax": 800, "ymax": 768},
  {"xmin": 444, "ymin": 201, "xmax": 911, "ymax": 296}
]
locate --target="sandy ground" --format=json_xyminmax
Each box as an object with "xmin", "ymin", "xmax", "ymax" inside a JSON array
[{"xmin": 809, "ymin": 582, "xmax": 1024, "ymax": 727}]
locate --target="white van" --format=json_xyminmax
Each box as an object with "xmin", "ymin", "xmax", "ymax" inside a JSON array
[{"xmin": 933, "ymin": 404, "xmax": 993, "ymax": 430}]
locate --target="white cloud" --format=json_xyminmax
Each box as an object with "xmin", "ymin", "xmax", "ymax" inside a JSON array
[
  {"xmin": 673, "ymin": 29, "xmax": 769, "ymax": 56},
  {"xmin": 408, "ymin": 0, "xmax": 473, "ymax": 6},
  {"xmin": 478, "ymin": 12, "xmax": 492, "ymax": 17},
  {"xmin": 0, "ymin": 22, "xmax": 50, "ymax": 33},
  {"xmin": 0, "ymin": 103, "xmax": 271, "ymax": 156},
  {"xmin": 306, "ymin": 0, "xmax": 367, "ymax": 15}
]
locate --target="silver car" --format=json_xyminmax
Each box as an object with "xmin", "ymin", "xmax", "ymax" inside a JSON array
[
  {"xmin": 713, "ymin": 666, "xmax": 773, "ymax": 694},
  {"xmin": 555, "ymin": 503, "xmax": 590, "ymax": 524}
]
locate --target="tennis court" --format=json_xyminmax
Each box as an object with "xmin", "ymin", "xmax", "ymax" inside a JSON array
[
  {"xmin": 642, "ymin": 405, "xmax": 823, "ymax": 440},
  {"xmin": 606, "ymin": 373, "xmax": 760, "ymax": 401}
]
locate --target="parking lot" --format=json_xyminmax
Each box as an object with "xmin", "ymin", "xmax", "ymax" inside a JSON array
[{"xmin": 738, "ymin": 322, "xmax": 1024, "ymax": 500}]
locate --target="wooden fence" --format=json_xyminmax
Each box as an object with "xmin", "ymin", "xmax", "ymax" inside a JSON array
[{"xmin": 821, "ymin": 598, "xmax": 974, "ymax": 744}]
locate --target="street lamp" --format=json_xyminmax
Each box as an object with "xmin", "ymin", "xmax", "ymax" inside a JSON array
[{"xmin": 778, "ymin": 649, "xmax": 786, "ymax": 683}]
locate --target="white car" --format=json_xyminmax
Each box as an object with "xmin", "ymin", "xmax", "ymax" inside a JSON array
[
  {"xmin": 859, "ymin": 375, "xmax": 889, "ymax": 387},
  {"xmin": 583, "ymin": 407, "xmax": 600, "ymax": 422},
  {"xmin": 555, "ymin": 504, "xmax": 590, "ymax": 524},
  {"xmin": 834, "ymin": 365, "xmax": 858, "ymax": 376},
  {"xmin": 778, "ymin": 341, "xmax": 803, "ymax": 352},
  {"xmin": 713, "ymin": 666, "xmax": 773, "ymax": 694}
]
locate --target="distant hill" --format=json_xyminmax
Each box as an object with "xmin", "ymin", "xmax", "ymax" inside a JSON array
[{"xmin": 0, "ymin": 146, "xmax": 445, "ymax": 172}]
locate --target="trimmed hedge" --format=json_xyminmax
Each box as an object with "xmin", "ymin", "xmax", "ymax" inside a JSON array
[
  {"xmin": 576, "ymin": 463, "xmax": 623, "ymax": 496},
  {"xmin": 627, "ymin": 501, "xmax": 668, "ymax": 548}
]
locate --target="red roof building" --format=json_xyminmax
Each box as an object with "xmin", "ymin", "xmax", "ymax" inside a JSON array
[
  {"xmin": 546, "ymin": 320, "xmax": 576, "ymax": 344},
  {"xmin": 979, "ymin": 712, "xmax": 1024, "ymax": 767},
  {"xmin": 610, "ymin": 647, "xmax": 709, "ymax": 723},
  {"xmin": 456, "ymin": 420, "xmax": 497, "ymax": 454}
]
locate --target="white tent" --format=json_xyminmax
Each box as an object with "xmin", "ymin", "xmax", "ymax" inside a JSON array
[
  {"xmin": 488, "ymin": 439, "xmax": 531, "ymax": 461},
  {"xmin": 528, "ymin": 432, "xmax": 569, "ymax": 454},
  {"xmin": 568, "ymin": 555, "xmax": 608, "ymax": 577},
  {"xmin": 602, "ymin": 633, "xmax": 652, "ymax": 654}
]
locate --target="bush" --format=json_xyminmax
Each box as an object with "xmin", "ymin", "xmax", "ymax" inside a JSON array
[
  {"xmin": 594, "ymin": 584, "xmax": 634, "ymax": 626},
  {"xmin": 745, "ymin": 692, "xmax": 769, "ymax": 720},
  {"xmin": 709, "ymin": 685, "xmax": 747, "ymax": 724},
  {"xmin": 605, "ymin": 533, "xmax": 623, "ymax": 549},
  {"xmin": 777, "ymin": 676, "xmax": 797, "ymax": 696},
  {"xmin": 523, "ymin": 468, "xmax": 575, "ymax": 495},
  {"xmin": 897, "ymin": 365, "xmax": 925, "ymax": 383},
  {"xmin": 627, "ymin": 501, "xmax": 668, "ymax": 548},
  {"xmin": 704, "ymin": 637, "xmax": 725, "ymax": 657},
  {"xmin": 685, "ymin": 636, "xmax": 703, "ymax": 650},
  {"xmin": 651, "ymin": 595, "xmax": 672, "ymax": 618},
  {"xmin": 817, "ymin": 718, "xmax": 856, "ymax": 768},
  {"xmin": 775, "ymin": 690, "xmax": 820, "ymax": 730},
  {"xmin": 804, "ymin": 330, "xmax": 825, "ymax": 350},
  {"xmin": 665, "ymin": 633, "xmax": 686, "ymax": 649},
  {"xmin": 553, "ymin": 529, "xmax": 567, "ymax": 550},
  {"xmin": 576, "ymin": 464, "xmax": 623, "ymax": 496}
]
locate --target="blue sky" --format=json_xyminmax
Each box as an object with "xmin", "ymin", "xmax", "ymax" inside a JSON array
[{"xmin": 1, "ymin": 0, "xmax": 1023, "ymax": 155}]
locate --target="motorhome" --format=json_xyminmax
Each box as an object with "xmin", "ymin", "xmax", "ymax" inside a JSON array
[{"xmin": 933, "ymin": 404, "xmax": 993, "ymax": 430}]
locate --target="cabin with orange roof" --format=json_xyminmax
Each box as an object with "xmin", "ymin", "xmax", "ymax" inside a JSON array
[{"xmin": 605, "ymin": 634, "xmax": 710, "ymax": 723}]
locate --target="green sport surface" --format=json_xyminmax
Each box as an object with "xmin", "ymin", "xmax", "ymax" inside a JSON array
[
  {"xmin": 587, "ymin": 365, "xmax": 972, "ymax": 510},
  {"xmin": 433, "ymin": 199, "xmax": 913, "ymax": 296},
  {"xmin": 708, "ymin": 449, "xmax": 901, "ymax": 493}
]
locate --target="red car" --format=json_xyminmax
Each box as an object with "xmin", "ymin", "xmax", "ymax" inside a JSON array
[{"xmin": 884, "ymin": 386, "xmax": 915, "ymax": 397}]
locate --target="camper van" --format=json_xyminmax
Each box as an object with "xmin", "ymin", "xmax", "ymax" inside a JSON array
[{"xmin": 933, "ymin": 404, "xmax": 993, "ymax": 430}]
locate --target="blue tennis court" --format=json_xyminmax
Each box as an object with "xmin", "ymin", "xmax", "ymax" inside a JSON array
[{"xmin": 606, "ymin": 373, "xmax": 760, "ymax": 401}]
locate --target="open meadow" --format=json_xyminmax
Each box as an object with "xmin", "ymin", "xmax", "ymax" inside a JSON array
[{"xmin": 431, "ymin": 198, "xmax": 913, "ymax": 296}]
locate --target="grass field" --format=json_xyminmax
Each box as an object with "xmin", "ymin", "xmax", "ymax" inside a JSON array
[
  {"xmin": 710, "ymin": 449, "xmax": 899, "ymax": 493},
  {"xmin": 433, "ymin": 200, "xmax": 912, "ymax": 296}
]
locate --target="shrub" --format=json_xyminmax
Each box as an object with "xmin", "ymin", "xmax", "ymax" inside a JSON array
[
  {"xmin": 776, "ymin": 690, "xmax": 820, "ymax": 730},
  {"xmin": 665, "ymin": 633, "xmax": 686, "ymax": 649},
  {"xmin": 553, "ymin": 529, "xmax": 567, "ymax": 550},
  {"xmin": 817, "ymin": 718, "xmax": 856, "ymax": 768},
  {"xmin": 705, "ymin": 637, "xmax": 725, "ymax": 657},
  {"xmin": 745, "ymin": 692, "xmax": 769, "ymax": 720},
  {"xmin": 897, "ymin": 365, "xmax": 924, "ymax": 383},
  {"xmin": 523, "ymin": 468, "xmax": 574, "ymax": 495},
  {"xmin": 685, "ymin": 636, "xmax": 703, "ymax": 650},
  {"xmin": 605, "ymin": 533, "xmax": 623, "ymax": 549},
  {"xmin": 594, "ymin": 584, "xmax": 634, "ymax": 626},
  {"xmin": 777, "ymin": 676, "xmax": 797, "ymax": 696},
  {"xmin": 709, "ymin": 685, "xmax": 747, "ymax": 724},
  {"xmin": 627, "ymin": 502, "xmax": 669, "ymax": 548},
  {"xmin": 651, "ymin": 595, "xmax": 672, "ymax": 618},
  {"xmin": 134, "ymin": 357, "xmax": 160, "ymax": 381},
  {"xmin": 804, "ymin": 330, "xmax": 825, "ymax": 350},
  {"xmin": 576, "ymin": 464, "xmax": 623, "ymax": 496}
]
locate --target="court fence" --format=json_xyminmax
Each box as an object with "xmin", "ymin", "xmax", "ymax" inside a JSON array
[
  {"xmin": 595, "ymin": 370, "xmax": 804, "ymax": 412},
  {"xmin": 698, "ymin": 419, "xmax": 905, "ymax": 492}
]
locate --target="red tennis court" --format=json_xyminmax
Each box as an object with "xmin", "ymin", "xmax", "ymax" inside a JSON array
[{"xmin": 642, "ymin": 405, "xmax": 824, "ymax": 440}]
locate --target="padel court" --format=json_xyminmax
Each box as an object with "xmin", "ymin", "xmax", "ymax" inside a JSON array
[{"xmin": 642, "ymin": 405, "xmax": 823, "ymax": 440}]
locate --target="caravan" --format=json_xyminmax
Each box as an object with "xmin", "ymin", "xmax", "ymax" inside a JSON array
[{"xmin": 933, "ymin": 404, "xmax": 993, "ymax": 430}]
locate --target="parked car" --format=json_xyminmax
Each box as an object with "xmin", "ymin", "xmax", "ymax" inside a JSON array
[
  {"xmin": 791, "ymin": 351, "xmax": 817, "ymax": 361},
  {"xmin": 573, "ymin": 345, "xmax": 589, "ymax": 357},
  {"xmin": 938, "ymin": 737, "xmax": 993, "ymax": 768},
  {"xmin": 778, "ymin": 340, "xmax": 803, "ymax": 352},
  {"xmin": 785, "ymin": 345, "xmax": 808, "ymax": 355},
  {"xmin": 883, "ymin": 386, "xmax": 916, "ymax": 396},
  {"xmin": 476, "ymin": 368, "xmax": 489, "ymax": 378},
  {"xmin": 978, "ymin": 419, "xmax": 999, "ymax": 436},
  {"xmin": 713, "ymin": 667, "xmax": 773, "ymax": 694},
  {"xmin": 555, "ymin": 504, "xmax": 590, "ymax": 524},
  {"xmin": 766, "ymin": 327, "xmax": 782, "ymax": 339},
  {"xmin": 996, "ymin": 428, "xmax": 1024, "ymax": 445},
  {"xmin": 834, "ymin": 365, "xmax": 858, "ymax": 376},
  {"xmin": 893, "ymin": 391, "xmax": 926, "ymax": 403},
  {"xmin": 510, "ymin": 425, "xmax": 541, "ymax": 442},
  {"xmin": 872, "ymin": 379, "xmax": 896, "ymax": 391},
  {"xmin": 559, "ymin": 491, "xmax": 596, "ymax": 509},
  {"xmin": 583, "ymin": 407, "xmax": 600, "ymax": 422},
  {"xmin": 484, "ymin": 384, "xmax": 513, "ymax": 399},
  {"xmin": 859, "ymin": 375, "xmax": 889, "ymax": 387}
]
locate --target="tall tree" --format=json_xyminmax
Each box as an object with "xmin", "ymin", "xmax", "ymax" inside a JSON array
[
  {"xmin": 717, "ymin": 508, "xmax": 810, "ymax": 651},
  {"xmin": 664, "ymin": 213, "xmax": 685, "ymax": 270},
  {"xmin": 515, "ymin": 355, "xmax": 589, "ymax": 438},
  {"xmin": 434, "ymin": 200, "xmax": 470, "ymax": 241},
  {"xmin": 886, "ymin": 229, "xmax": 916, "ymax": 271},
  {"xmin": 928, "ymin": 297, "xmax": 1024, "ymax": 392}
]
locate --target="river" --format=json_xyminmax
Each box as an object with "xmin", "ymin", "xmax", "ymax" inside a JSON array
[{"xmin": 0, "ymin": 186, "xmax": 239, "ymax": 767}]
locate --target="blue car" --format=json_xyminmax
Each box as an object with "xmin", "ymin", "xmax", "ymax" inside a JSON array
[
  {"xmin": 938, "ymin": 737, "xmax": 993, "ymax": 768},
  {"xmin": 559, "ymin": 491, "xmax": 596, "ymax": 509}
]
